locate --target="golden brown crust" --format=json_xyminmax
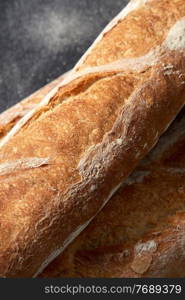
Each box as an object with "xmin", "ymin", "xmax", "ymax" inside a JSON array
[
  {"xmin": 0, "ymin": 74, "xmax": 66, "ymax": 139},
  {"xmin": 0, "ymin": 0, "xmax": 185, "ymax": 277},
  {"xmin": 3, "ymin": 73, "xmax": 185, "ymax": 278},
  {"xmin": 76, "ymin": 0, "xmax": 185, "ymax": 70},
  {"xmin": 41, "ymin": 109, "xmax": 185, "ymax": 278}
]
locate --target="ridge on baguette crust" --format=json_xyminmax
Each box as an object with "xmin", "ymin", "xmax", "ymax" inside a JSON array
[{"xmin": 0, "ymin": 157, "xmax": 50, "ymax": 176}]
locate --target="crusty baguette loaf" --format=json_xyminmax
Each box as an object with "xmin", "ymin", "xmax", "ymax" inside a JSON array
[
  {"xmin": 0, "ymin": 0, "xmax": 185, "ymax": 277},
  {"xmin": 41, "ymin": 108, "xmax": 185, "ymax": 278},
  {"xmin": 1, "ymin": 73, "xmax": 185, "ymax": 278}
]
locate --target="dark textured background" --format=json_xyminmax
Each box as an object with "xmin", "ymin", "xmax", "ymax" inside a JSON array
[{"xmin": 0, "ymin": 0, "xmax": 128, "ymax": 112}]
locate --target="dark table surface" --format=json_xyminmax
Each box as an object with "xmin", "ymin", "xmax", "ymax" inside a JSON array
[{"xmin": 0, "ymin": 0, "xmax": 128, "ymax": 113}]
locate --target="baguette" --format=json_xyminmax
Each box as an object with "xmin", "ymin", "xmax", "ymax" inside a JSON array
[
  {"xmin": 41, "ymin": 108, "xmax": 185, "ymax": 278},
  {"xmin": 0, "ymin": 0, "xmax": 185, "ymax": 277},
  {"xmin": 2, "ymin": 75, "xmax": 185, "ymax": 278}
]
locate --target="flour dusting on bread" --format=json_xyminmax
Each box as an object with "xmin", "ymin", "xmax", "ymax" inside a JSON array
[
  {"xmin": 165, "ymin": 17, "xmax": 185, "ymax": 51},
  {"xmin": 135, "ymin": 240, "xmax": 157, "ymax": 255}
]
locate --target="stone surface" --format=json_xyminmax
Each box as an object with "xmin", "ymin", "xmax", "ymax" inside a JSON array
[{"xmin": 0, "ymin": 0, "xmax": 128, "ymax": 112}]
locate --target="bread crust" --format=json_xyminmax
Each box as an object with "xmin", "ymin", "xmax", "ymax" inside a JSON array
[
  {"xmin": 0, "ymin": 74, "xmax": 66, "ymax": 139},
  {"xmin": 2, "ymin": 77, "xmax": 185, "ymax": 278},
  {"xmin": 0, "ymin": 0, "xmax": 185, "ymax": 277},
  {"xmin": 40, "ymin": 108, "xmax": 185, "ymax": 278}
]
